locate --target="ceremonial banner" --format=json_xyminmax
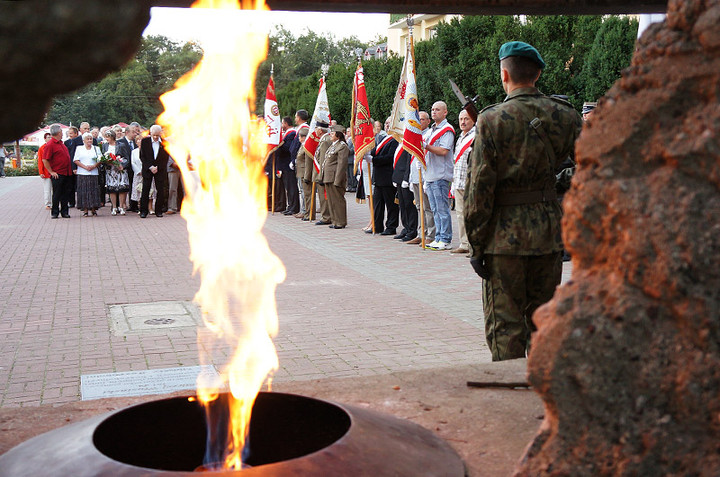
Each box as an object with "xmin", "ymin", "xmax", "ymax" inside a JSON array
[
  {"xmin": 388, "ymin": 36, "xmax": 425, "ymax": 167},
  {"xmin": 351, "ymin": 61, "xmax": 375, "ymax": 174},
  {"xmin": 263, "ymin": 74, "xmax": 282, "ymax": 161},
  {"xmin": 303, "ymin": 77, "xmax": 331, "ymax": 171}
]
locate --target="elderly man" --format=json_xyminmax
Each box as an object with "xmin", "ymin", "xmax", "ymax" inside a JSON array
[
  {"xmin": 42, "ymin": 124, "xmax": 74, "ymax": 218},
  {"xmin": 406, "ymin": 111, "xmax": 435, "ymax": 245},
  {"xmin": 451, "ymin": 109, "xmax": 476, "ymax": 255},
  {"xmin": 123, "ymin": 122, "xmax": 140, "ymax": 211},
  {"xmin": 424, "ymin": 101, "xmax": 455, "ymax": 250},
  {"xmin": 139, "ymin": 125, "xmax": 170, "ymax": 218},
  {"xmin": 465, "ymin": 41, "xmax": 582, "ymax": 361},
  {"xmin": 368, "ymin": 118, "xmax": 399, "ymax": 235}
]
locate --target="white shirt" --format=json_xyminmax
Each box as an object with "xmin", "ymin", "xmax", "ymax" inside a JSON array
[
  {"xmin": 152, "ymin": 140, "xmax": 160, "ymax": 159},
  {"xmin": 131, "ymin": 148, "xmax": 142, "ymax": 175},
  {"xmin": 73, "ymin": 145, "xmax": 100, "ymax": 176}
]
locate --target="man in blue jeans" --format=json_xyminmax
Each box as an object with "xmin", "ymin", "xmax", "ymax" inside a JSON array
[{"xmin": 423, "ymin": 101, "xmax": 455, "ymax": 250}]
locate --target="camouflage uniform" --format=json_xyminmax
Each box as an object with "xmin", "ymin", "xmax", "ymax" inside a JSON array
[{"xmin": 464, "ymin": 86, "xmax": 582, "ymax": 361}]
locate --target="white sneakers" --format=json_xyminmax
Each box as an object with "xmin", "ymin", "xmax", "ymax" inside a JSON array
[
  {"xmin": 426, "ymin": 241, "xmax": 451, "ymax": 250},
  {"xmin": 118, "ymin": 208, "xmax": 126, "ymax": 216},
  {"xmin": 111, "ymin": 208, "xmax": 117, "ymax": 216},
  {"xmin": 111, "ymin": 208, "xmax": 126, "ymax": 216}
]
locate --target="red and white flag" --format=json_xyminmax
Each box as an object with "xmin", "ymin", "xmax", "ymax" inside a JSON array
[
  {"xmin": 303, "ymin": 77, "xmax": 331, "ymax": 172},
  {"xmin": 263, "ymin": 73, "xmax": 282, "ymax": 161},
  {"xmin": 388, "ymin": 36, "xmax": 425, "ymax": 168},
  {"xmin": 351, "ymin": 61, "xmax": 375, "ymax": 174}
]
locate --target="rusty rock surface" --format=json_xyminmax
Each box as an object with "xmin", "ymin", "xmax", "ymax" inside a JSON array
[
  {"xmin": 516, "ymin": 0, "xmax": 720, "ymax": 475},
  {"xmin": 0, "ymin": 1, "xmax": 151, "ymax": 142}
]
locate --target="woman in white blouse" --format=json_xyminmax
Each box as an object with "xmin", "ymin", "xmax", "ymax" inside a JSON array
[{"xmin": 73, "ymin": 133, "xmax": 101, "ymax": 216}]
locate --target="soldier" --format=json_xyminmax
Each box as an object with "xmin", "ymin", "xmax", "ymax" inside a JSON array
[
  {"xmin": 465, "ymin": 41, "xmax": 582, "ymax": 361},
  {"xmin": 311, "ymin": 122, "xmax": 333, "ymax": 225},
  {"xmin": 322, "ymin": 125, "xmax": 350, "ymax": 229}
]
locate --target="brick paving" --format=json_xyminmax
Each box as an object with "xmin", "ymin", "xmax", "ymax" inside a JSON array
[{"xmin": 0, "ymin": 176, "xmax": 571, "ymax": 407}]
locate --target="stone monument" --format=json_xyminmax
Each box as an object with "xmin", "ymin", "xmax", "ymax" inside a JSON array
[{"xmin": 516, "ymin": 0, "xmax": 720, "ymax": 474}]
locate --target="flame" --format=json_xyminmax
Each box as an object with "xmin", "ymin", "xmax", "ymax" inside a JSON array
[{"xmin": 157, "ymin": 0, "xmax": 283, "ymax": 470}]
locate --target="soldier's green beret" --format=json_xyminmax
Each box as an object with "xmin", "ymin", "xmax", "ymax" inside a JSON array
[{"xmin": 498, "ymin": 41, "xmax": 546, "ymax": 69}]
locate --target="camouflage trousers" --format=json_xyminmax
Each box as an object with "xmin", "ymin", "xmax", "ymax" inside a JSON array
[{"xmin": 482, "ymin": 252, "xmax": 562, "ymax": 361}]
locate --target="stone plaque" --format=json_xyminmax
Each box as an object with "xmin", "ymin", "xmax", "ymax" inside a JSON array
[{"xmin": 80, "ymin": 365, "xmax": 220, "ymax": 401}]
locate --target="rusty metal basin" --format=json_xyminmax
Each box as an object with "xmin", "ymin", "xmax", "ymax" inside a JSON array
[{"xmin": 0, "ymin": 392, "xmax": 466, "ymax": 476}]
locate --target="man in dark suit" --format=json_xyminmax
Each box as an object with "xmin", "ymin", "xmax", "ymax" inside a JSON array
[
  {"xmin": 392, "ymin": 148, "xmax": 418, "ymax": 242},
  {"xmin": 277, "ymin": 116, "xmax": 299, "ymax": 215},
  {"xmin": 368, "ymin": 118, "xmax": 399, "ymax": 235},
  {"xmin": 64, "ymin": 126, "xmax": 79, "ymax": 207},
  {"xmin": 139, "ymin": 124, "xmax": 169, "ymax": 218}
]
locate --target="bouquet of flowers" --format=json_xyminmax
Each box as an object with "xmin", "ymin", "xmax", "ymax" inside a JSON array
[{"xmin": 96, "ymin": 151, "xmax": 122, "ymax": 169}]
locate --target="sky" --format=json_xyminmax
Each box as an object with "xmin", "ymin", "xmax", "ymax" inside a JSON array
[{"xmin": 143, "ymin": 7, "xmax": 390, "ymax": 45}]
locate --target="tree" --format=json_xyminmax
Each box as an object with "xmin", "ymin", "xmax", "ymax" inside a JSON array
[
  {"xmin": 44, "ymin": 35, "xmax": 203, "ymax": 127},
  {"xmin": 578, "ymin": 16, "xmax": 638, "ymax": 102}
]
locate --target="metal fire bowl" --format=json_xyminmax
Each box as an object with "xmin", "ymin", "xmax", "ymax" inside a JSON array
[{"xmin": 0, "ymin": 392, "xmax": 466, "ymax": 476}]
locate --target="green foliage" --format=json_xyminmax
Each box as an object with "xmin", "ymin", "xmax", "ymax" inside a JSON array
[
  {"xmin": 45, "ymin": 35, "xmax": 203, "ymax": 128},
  {"xmin": 4, "ymin": 165, "xmax": 39, "ymax": 177},
  {"xmin": 272, "ymin": 15, "xmax": 638, "ymax": 130},
  {"xmin": 577, "ymin": 16, "xmax": 638, "ymax": 102}
]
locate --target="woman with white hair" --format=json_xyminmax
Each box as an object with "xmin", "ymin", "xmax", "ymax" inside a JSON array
[{"xmin": 73, "ymin": 133, "xmax": 102, "ymax": 216}]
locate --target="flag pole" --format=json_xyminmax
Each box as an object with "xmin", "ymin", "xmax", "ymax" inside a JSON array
[
  {"xmin": 310, "ymin": 181, "xmax": 316, "ymax": 221},
  {"xmin": 407, "ymin": 15, "xmax": 426, "ymax": 248},
  {"xmin": 271, "ymin": 152, "xmax": 276, "ymax": 215},
  {"xmin": 270, "ymin": 64, "xmax": 276, "ymax": 215},
  {"xmin": 368, "ymin": 160, "xmax": 376, "ymax": 233}
]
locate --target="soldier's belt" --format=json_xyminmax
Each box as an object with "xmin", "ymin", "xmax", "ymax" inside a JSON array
[{"xmin": 495, "ymin": 189, "xmax": 557, "ymax": 206}]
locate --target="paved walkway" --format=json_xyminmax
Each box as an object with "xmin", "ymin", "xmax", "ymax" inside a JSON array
[{"xmin": 0, "ymin": 176, "xmax": 571, "ymax": 407}]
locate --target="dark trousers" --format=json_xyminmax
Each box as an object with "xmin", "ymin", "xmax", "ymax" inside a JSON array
[
  {"xmin": 282, "ymin": 169, "xmax": 299, "ymax": 213},
  {"xmin": 372, "ymin": 185, "xmax": 399, "ymax": 233},
  {"xmin": 141, "ymin": 171, "xmax": 167, "ymax": 215},
  {"xmin": 127, "ymin": 168, "xmax": 138, "ymax": 210},
  {"xmin": 50, "ymin": 174, "xmax": 73, "ymax": 216},
  {"xmin": 267, "ymin": 173, "xmax": 286, "ymax": 212},
  {"xmin": 98, "ymin": 168, "xmax": 107, "ymax": 204},
  {"xmin": 68, "ymin": 173, "xmax": 77, "ymax": 207},
  {"xmin": 397, "ymin": 185, "xmax": 417, "ymax": 237},
  {"xmin": 347, "ymin": 163, "xmax": 357, "ymax": 191}
]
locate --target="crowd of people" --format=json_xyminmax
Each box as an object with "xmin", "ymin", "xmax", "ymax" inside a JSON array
[
  {"xmin": 35, "ymin": 41, "xmax": 595, "ymax": 364},
  {"xmin": 266, "ymin": 41, "xmax": 595, "ymax": 362},
  {"xmin": 37, "ymin": 122, "xmax": 180, "ymax": 219}
]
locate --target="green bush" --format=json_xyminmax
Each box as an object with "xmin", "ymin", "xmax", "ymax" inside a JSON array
[{"xmin": 4, "ymin": 165, "xmax": 39, "ymax": 177}]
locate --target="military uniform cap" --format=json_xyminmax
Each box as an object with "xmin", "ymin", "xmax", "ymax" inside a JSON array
[
  {"xmin": 498, "ymin": 41, "xmax": 546, "ymax": 69},
  {"xmin": 582, "ymin": 102, "xmax": 597, "ymax": 114},
  {"xmin": 316, "ymin": 121, "xmax": 329, "ymax": 128},
  {"xmin": 331, "ymin": 124, "xmax": 345, "ymax": 133}
]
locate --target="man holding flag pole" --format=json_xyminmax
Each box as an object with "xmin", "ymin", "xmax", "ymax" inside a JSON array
[
  {"xmin": 263, "ymin": 66, "xmax": 282, "ymax": 214},
  {"xmin": 350, "ymin": 56, "xmax": 377, "ymax": 233},
  {"xmin": 388, "ymin": 16, "xmax": 428, "ymax": 247}
]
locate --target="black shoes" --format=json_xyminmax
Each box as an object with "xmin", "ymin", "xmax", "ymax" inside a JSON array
[
  {"xmin": 140, "ymin": 213, "xmax": 148, "ymax": 218},
  {"xmin": 364, "ymin": 229, "xmax": 374, "ymax": 234},
  {"xmin": 61, "ymin": 214, "xmax": 70, "ymax": 218},
  {"xmin": 315, "ymin": 220, "xmax": 330, "ymax": 225},
  {"xmin": 380, "ymin": 229, "xmax": 396, "ymax": 236},
  {"xmin": 51, "ymin": 214, "xmax": 59, "ymax": 219},
  {"xmin": 401, "ymin": 234, "xmax": 418, "ymax": 242},
  {"xmin": 156, "ymin": 213, "xmax": 163, "ymax": 217},
  {"xmin": 328, "ymin": 225, "xmax": 345, "ymax": 229},
  {"xmin": 393, "ymin": 233, "xmax": 406, "ymax": 240}
]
